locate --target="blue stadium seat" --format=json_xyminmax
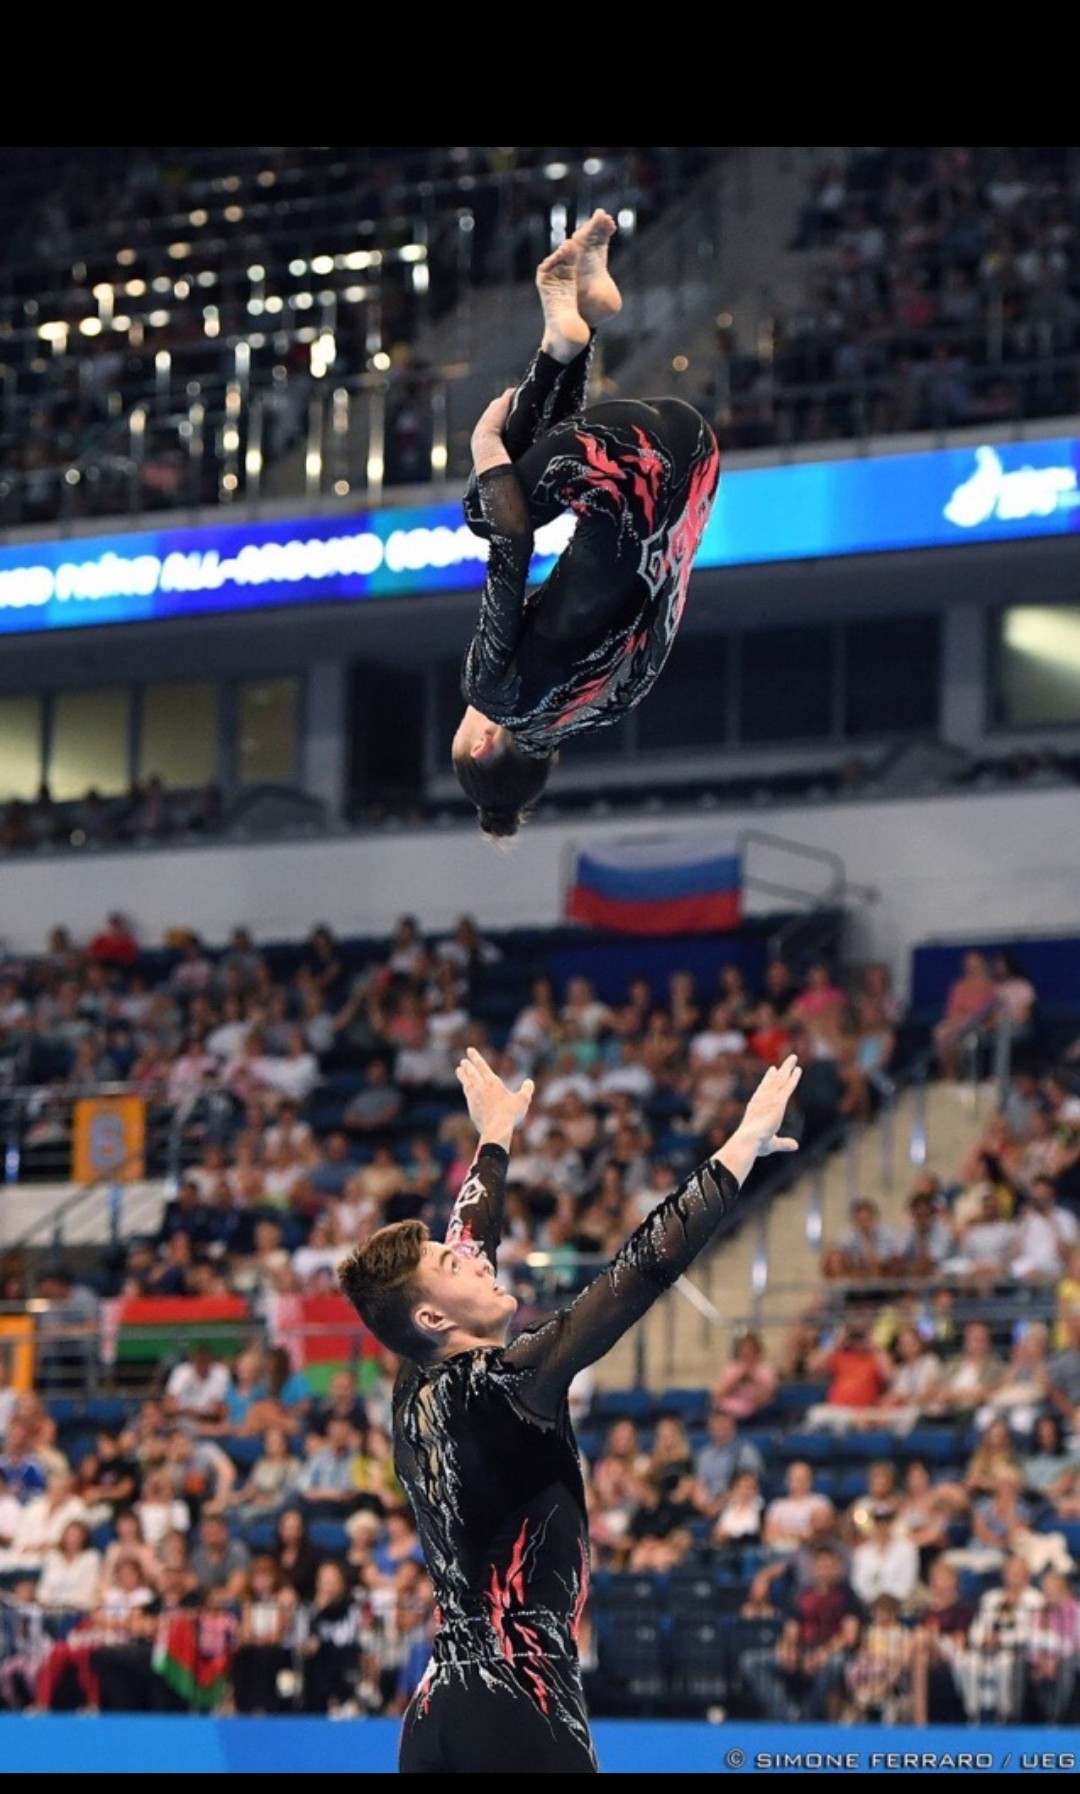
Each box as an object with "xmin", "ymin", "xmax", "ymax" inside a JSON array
[
  {"xmin": 839, "ymin": 1430, "xmax": 904, "ymax": 1459},
  {"xmin": 957, "ymin": 1568, "xmax": 998, "ymax": 1604},
  {"xmin": 84, "ymin": 1397, "xmax": 131, "ymax": 1430},
  {"xmin": 667, "ymin": 1617, "xmax": 730, "ymax": 1706},
  {"xmin": 656, "ymin": 1388, "xmax": 709, "ymax": 1423},
  {"xmin": 241, "ymin": 1519, "xmax": 278, "ymax": 1552},
  {"xmin": 308, "ymin": 1518, "xmax": 350, "ymax": 1555},
  {"xmin": 775, "ymin": 1431, "xmax": 833, "ymax": 1462},
  {"xmin": 654, "ymin": 1131, "xmax": 699, "ymax": 1168},
  {"xmin": 592, "ymin": 1571, "xmax": 667, "ymax": 1610},
  {"xmin": 595, "ymin": 1611, "xmax": 669, "ymax": 1707},
  {"xmin": 904, "ymin": 1427, "xmax": 964, "ymax": 1463},
  {"xmin": 59, "ymin": 1432, "xmax": 97, "ymax": 1470},
  {"xmin": 591, "ymin": 1389, "xmax": 654, "ymax": 1424},
  {"xmin": 666, "ymin": 1566, "xmax": 723, "ymax": 1612},
  {"xmin": 743, "ymin": 1430, "xmax": 781, "ymax": 1457},
  {"xmin": 402, "ymin": 1101, "xmax": 455, "ymax": 1131},
  {"xmin": 771, "ymin": 1383, "xmax": 828, "ymax": 1413},
  {"xmin": 44, "ymin": 1398, "xmax": 80, "ymax": 1426},
  {"xmin": 225, "ymin": 1437, "xmax": 264, "ymax": 1471}
]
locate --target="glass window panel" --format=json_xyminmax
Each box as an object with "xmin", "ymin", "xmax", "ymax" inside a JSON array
[
  {"xmin": 739, "ymin": 625, "xmax": 834, "ymax": 742},
  {"xmin": 0, "ymin": 696, "xmax": 43, "ymax": 800},
  {"xmin": 639, "ymin": 638, "xmax": 729, "ymax": 750},
  {"xmin": 844, "ymin": 616, "xmax": 941, "ymax": 737},
  {"xmin": 239, "ymin": 677, "xmax": 299, "ymax": 785},
  {"xmin": 997, "ymin": 605, "xmax": 1080, "ymax": 727},
  {"xmin": 50, "ymin": 688, "xmax": 130, "ymax": 799},
  {"xmin": 140, "ymin": 682, "xmax": 219, "ymax": 787}
]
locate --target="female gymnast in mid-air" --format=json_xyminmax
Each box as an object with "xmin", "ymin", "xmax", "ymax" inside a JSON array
[
  {"xmin": 452, "ymin": 209, "xmax": 722, "ymax": 837},
  {"xmin": 338, "ymin": 1046, "xmax": 801, "ymax": 1773}
]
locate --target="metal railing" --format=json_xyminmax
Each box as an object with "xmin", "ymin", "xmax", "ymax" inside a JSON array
[
  {"xmin": 609, "ymin": 997, "xmax": 1016, "ymax": 1382},
  {"xmin": 0, "ymin": 993, "xmax": 1015, "ymax": 1397},
  {"xmin": 0, "ymin": 1590, "xmax": 433, "ymax": 1717}
]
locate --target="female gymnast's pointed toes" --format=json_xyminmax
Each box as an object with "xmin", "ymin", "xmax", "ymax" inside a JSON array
[
  {"xmin": 572, "ymin": 211, "xmax": 622, "ymax": 328},
  {"xmin": 536, "ymin": 239, "xmax": 590, "ymax": 361}
]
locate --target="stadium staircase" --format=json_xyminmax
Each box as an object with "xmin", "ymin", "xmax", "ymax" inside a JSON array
[
  {"xmin": 593, "ymin": 1072, "xmax": 999, "ymax": 1394},
  {"xmin": 603, "ymin": 147, "xmax": 846, "ymax": 414}
]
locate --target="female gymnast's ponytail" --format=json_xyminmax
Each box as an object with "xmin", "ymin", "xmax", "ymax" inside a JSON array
[{"xmin": 452, "ymin": 738, "xmax": 551, "ymax": 840}]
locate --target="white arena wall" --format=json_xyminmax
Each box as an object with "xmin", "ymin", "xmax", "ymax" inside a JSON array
[{"xmin": 0, "ymin": 785, "xmax": 1074, "ymax": 996}]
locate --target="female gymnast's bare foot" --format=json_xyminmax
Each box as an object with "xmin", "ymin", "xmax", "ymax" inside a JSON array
[
  {"xmin": 536, "ymin": 239, "xmax": 590, "ymax": 363},
  {"xmin": 572, "ymin": 208, "xmax": 622, "ymax": 328}
]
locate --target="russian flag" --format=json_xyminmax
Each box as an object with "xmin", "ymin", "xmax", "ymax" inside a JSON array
[{"xmin": 565, "ymin": 833, "xmax": 742, "ymax": 935}]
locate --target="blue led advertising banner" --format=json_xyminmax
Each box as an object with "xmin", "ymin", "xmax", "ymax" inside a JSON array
[{"xmin": 0, "ymin": 436, "xmax": 1077, "ymax": 637}]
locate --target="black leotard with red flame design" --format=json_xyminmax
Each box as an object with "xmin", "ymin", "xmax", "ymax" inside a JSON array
[
  {"xmin": 393, "ymin": 1141, "xmax": 740, "ymax": 1766},
  {"xmin": 461, "ymin": 339, "xmax": 721, "ymax": 759}
]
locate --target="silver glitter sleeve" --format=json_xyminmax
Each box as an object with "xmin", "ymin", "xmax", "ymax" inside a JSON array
[
  {"xmin": 505, "ymin": 1156, "xmax": 740, "ymax": 1415},
  {"xmin": 444, "ymin": 1142, "xmax": 509, "ymax": 1270},
  {"xmin": 461, "ymin": 468, "xmax": 534, "ymax": 699}
]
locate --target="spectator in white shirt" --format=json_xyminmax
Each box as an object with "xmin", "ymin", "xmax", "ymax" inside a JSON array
[
  {"xmin": 135, "ymin": 1467, "xmax": 191, "ymax": 1549},
  {"xmin": 0, "ymin": 1471, "xmax": 94, "ymax": 1571},
  {"xmin": 560, "ymin": 976, "xmax": 613, "ymax": 1040},
  {"xmin": 0, "ymin": 1351, "xmax": 18, "ymax": 1443},
  {"xmin": 0, "ymin": 1468, "xmax": 23, "ymax": 1547},
  {"xmin": 35, "ymin": 1518, "xmax": 102, "ymax": 1611},
  {"xmin": 538, "ymin": 1051, "xmax": 600, "ymax": 1111},
  {"xmin": 507, "ymin": 976, "xmax": 560, "ymax": 1073},
  {"xmin": 164, "ymin": 1344, "xmax": 232, "ymax": 1430},
  {"xmin": 255, "ymin": 1028, "xmax": 322, "ymax": 1104},
  {"xmin": 206, "ymin": 995, "xmax": 252, "ymax": 1064},
  {"xmin": 762, "ymin": 1461, "xmax": 836, "ymax": 1556},
  {"xmin": 291, "ymin": 1215, "xmax": 344, "ymax": 1289},
  {"xmin": 426, "ymin": 983, "xmax": 471, "ymax": 1057},
  {"xmin": 942, "ymin": 1189, "xmax": 1017, "ymax": 1288},
  {"xmin": 596, "ymin": 1040, "xmax": 656, "ymax": 1102},
  {"xmin": 264, "ymin": 1099, "xmax": 316, "ymax": 1162},
  {"xmin": 850, "ymin": 1507, "xmax": 920, "ymax": 1609},
  {"xmin": 436, "ymin": 914, "xmax": 502, "ymax": 975},
  {"xmin": 689, "ymin": 1000, "xmax": 749, "ymax": 1064},
  {"xmin": 1013, "ymin": 1176, "xmax": 1079, "ymax": 1284}
]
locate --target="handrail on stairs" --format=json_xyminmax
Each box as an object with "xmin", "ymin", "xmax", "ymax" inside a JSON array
[{"xmin": 624, "ymin": 994, "xmax": 1014, "ymax": 1380}]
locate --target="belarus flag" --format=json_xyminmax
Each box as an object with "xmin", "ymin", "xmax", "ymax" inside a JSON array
[{"xmin": 565, "ymin": 833, "xmax": 742, "ymax": 935}]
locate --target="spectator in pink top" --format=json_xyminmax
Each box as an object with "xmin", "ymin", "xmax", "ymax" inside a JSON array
[
  {"xmin": 791, "ymin": 962, "xmax": 845, "ymax": 1023},
  {"xmin": 712, "ymin": 1330, "xmax": 779, "ymax": 1421},
  {"xmin": 933, "ymin": 950, "xmax": 998, "ymax": 1080}
]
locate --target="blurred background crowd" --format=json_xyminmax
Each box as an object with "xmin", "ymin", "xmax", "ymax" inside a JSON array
[
  {"xmin": 1, "ymin": 903, "xmax": 1080, "ymax": 1724},
  {"xmin": 3, "ymin": 139, "xmax": 1080, "ymax": 1733}
]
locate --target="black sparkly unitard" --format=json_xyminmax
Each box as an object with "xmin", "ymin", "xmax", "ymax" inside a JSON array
[
  {"xmin": 395, "ymin": 1141, "xmax": 741, "ymax": 1773},
  {"xmin": 460, "ymin": 337, "xmax": 722, "ymax": 758}
]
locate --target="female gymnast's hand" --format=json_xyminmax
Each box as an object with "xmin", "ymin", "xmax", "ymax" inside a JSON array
[
  {"xmin": 471, "ymin": 388, "xmax": 515, "ymax": 474},
  {"xmin": 737, "ymin": 1053, "xmax": 803, "ymax": 1159},
  {"xmin": 713, "ymin": 1054, "xmax": 803, "ymax": 1189},
  {"xmin": 456, "ymin": 1044, "xmax": 534, "ymax": 1147}
]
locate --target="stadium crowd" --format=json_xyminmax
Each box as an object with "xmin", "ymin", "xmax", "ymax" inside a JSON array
[
  {"xmin": 703, "ymin": 145, "xmax": 1080, "ymax": 450},
  {"xmin": 5, "ymin": 145, "xmax": 1079, "ymax": 523},
  {"xmin": 0, "ymin": 145, "xmax": 717, "ymax": 524},
  {"xmin": 0, "ymin": 908, "xmax": 1079, "ymax": 1722}
]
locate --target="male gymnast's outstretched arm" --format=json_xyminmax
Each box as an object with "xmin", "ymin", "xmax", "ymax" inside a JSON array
[
  {"xmin": 442, "ymin": 1050, "xmax": 535, "ymax": 1268},
  {"xmin": 491, "ymin": 1052, "xmax": 803, "ymax": 1417}
]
